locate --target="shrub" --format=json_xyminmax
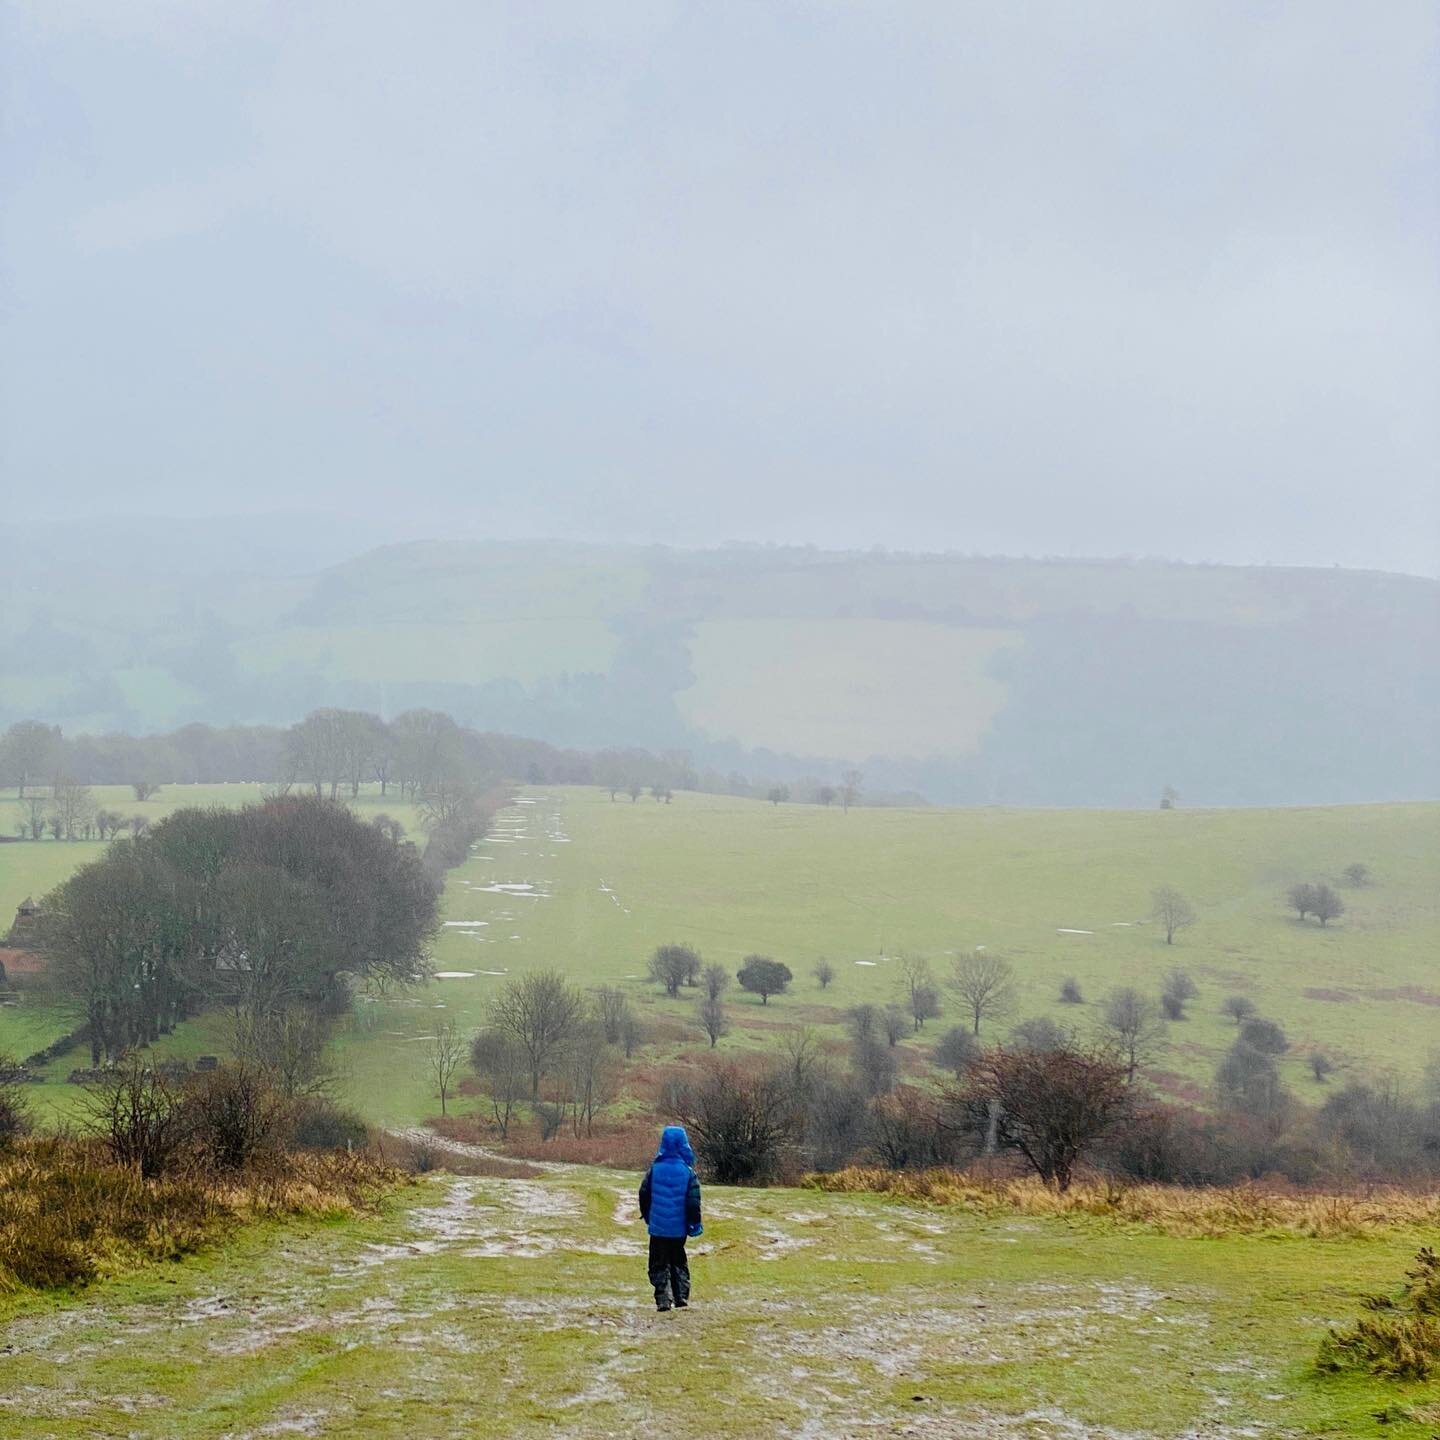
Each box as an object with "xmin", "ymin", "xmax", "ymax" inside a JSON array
[
  {"xmin": 82, "ymin": 1060, "xmax": 189, "ymax": 1179},
  {"xmin": 185, "ymin": 1064, "xmax": 288, "ymax": 1171},
  {"xmin": 1317, "ymin": 1248, "xmax": 1440, "ymax": 1381},
  {"xmin": 286, "ymin": 1096, "xmax": 369, "ymax": 1151},
  {"xmin": 678, "ymin": 1061, "xmax": 798, "ymax": 1184},
  {"xmin": 866, "ymin": 1087, "xmax": 960, "ymax": 1170},
  {"xmin": 1239, "ymin": 1018, "xmax": 1288, "ymax": 1055},
  {"xmin": 1059, "ymin": 976, "xmax": 1083, "ymax": 1005},
  {"xmin": 648, "ymin": 944, "xmax": 699, "ymax": 998},
  {"xmin": 933, "ymin": 1026, "xmax": 981, "ymax": 1078},
  {"xmin": 0, "ymin": 1055, "xmax": 33, "ymax": 1152},
  {"xmin": 1221, "ymin": 995, "xmax": 1256, "ymax": 1025}
]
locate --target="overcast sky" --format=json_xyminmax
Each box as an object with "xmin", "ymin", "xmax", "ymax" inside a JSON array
[{"xmin": 3, "ymin": 2, "xmax": 1437, "ymax": 575}]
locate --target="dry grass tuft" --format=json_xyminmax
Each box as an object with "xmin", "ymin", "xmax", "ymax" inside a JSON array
[
  {"xmin": 0, "ymin": 1136, "xmax": 402, "ymax": 1295},
  {"xmin": 1318, "ymin": 1248, "xmax": 1440, "ymax": 1380},
  {"xmin": 805, "ymin": 1167, "xmax": 1440, "ymax": 1239}
]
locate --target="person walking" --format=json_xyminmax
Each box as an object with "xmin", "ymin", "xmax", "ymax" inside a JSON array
[{"xmin": 638, "ymin": 1124, "xmax": 703, "ymax": 1311}]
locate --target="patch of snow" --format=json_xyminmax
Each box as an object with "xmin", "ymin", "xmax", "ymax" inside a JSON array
[
  {"xmin": 433, "ymin": 972, "xmax": 476, "ymax": 979},
  {"xmin": 1057, "ymin": 929, "xmax": 1094, "ymax": 936},
  {"xmin": 854, "ymin": 960, "xmax": 877, "ymax": 967}
]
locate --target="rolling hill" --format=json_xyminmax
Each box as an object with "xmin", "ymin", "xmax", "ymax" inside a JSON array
[{"xmin": 3, "ymin": 524, "xmax": 1436, "ymax": 806}]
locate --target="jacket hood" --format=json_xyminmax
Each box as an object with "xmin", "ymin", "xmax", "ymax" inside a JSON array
[{"xmin": 655, "ymin": 1125, "xmax": 695, "ymax": 1165}]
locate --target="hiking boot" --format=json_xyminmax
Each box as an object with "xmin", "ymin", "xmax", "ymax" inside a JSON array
[
  {"xmin": 674, "ymin": 1299, "xmax": 689, "ymax": 1309},
  {"xmin": 656, "ymin": 1301, "xmax": 672, "ymax": 1312}
]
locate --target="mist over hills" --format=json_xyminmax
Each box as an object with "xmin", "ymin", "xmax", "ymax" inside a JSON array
[{"xmin": 3, "ymin": 524, "xmax": 1436, "ymax": 807}]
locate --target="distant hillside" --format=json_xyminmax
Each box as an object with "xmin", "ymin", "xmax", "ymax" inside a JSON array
[{"xmin": 3, "ymin": 526, "xmax": 1436, "ymax": 806}]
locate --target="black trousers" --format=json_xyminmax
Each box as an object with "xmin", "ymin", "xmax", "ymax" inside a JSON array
[{"xmin": 648, "ymin": 1235, "xmax": 690, "ymax": 1306}]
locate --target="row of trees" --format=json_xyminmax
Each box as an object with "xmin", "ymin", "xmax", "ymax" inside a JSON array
[{"xmin": 38, "ymin": 798, "xmax": 438, "ymax": 1066}]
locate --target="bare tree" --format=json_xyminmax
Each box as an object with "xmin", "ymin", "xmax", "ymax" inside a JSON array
[
  {"xmin": 488, "ymin": 970, "xmax": 585, "ymax": 1097},
  {"xmin": 1287, "ymin": 882, "xmax": 1317, "ymax": 920},
  {"xmin": 425, "ymin": 1020, "xmax": 468, "ymax": 1116},
  {"xmin": 620, "ymin": 1012, "xmax": 645, "ymax": 1059},
  {"xmin": 697, "ymin": 994, "xmax": 728, "ymax": 1048},
  {"xmin": 933, "ymin": 1025, "xmax": 981, "ymax": 1077},
  {"xmin": 701, "ymin": 962, "xmax": 730, "ymax": 1001},
  {"xmin": 815, "ymin": 785, "xmax": 837, "ymax": 807},
  {"xmin": 1308, "ymin": 1052, "xmax": 1335, "ymax": 1083},
  {"xmin": 898, "ymin": 954, "xmax": 941, "ymax": 1031},
  {"xmin": 0, "ymin": 720, "xmax": 62, "ymax": 798},
  {"xmin": 779, "ymin": 1027, "xmax": 820, "ymax": 1092},
  {"xmin": 649, "ymin": 944, "xmax": 698, "ymax": 998},
  {"xmin": 839, "ymin": 769, "xmax": 863, "ymax": 813},
  {"xmin": 132, "ymin": 780, "xmax": 161, "ymax": 802},
  {"xmin": 594, "ymin": 985, "xmax": 631, "ymax": 1044},
  {"xmin": 19, "ymin": 794, "xmax": 48, "ymax": 840},
  {"xmin": 560, "ymin": 1020, "xmax": 616, "ymax": 1136},
  {"xmin": 880, "ymin": 1004, "xmax": 908, "ymax": 1047},
  {"xmin": 51, "ymin": 777, "xmax": 96, "ymax": 840},
  {"xmin": 1149, "ymin": 885, "xmax": 1195, "ymax": 945},
  {"xmin": 678, "ymin": 1062, "xmax": 798, "ymax": 1183},
  {"xmin": 766, "ymin": 785, "xmax": 790, "ymax": 805},
  {"xmin": 232, "ymin": 1007, "xmax": 334, "ymax": 1098},
  {"xmin": 960, "ymin": 1044, "xmax": 1131, "ymax": 1191},
  {"xmin": 1341, "ymin": 863, "xmax": 1371, "ymax": 888},
  {"xmin": 1098, "ymin": 987, "xmax": 1165, "ymax": 1081},
  {"xmin": 812, "ymin": 957, "xmax": 835, "ymax": 990},
  {"xmin": 471, "ymin": 1027, "xmax": 527, "ymax": 1137},
  {"xmin": 1059, "ymin": 976, "xmax": 1083, "ymax": 1005},
  {"xmin": 951, "ymin": 950, "xmax": 1016, "ymax": 1036}
]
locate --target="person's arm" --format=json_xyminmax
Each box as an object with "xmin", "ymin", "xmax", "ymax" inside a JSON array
[
  {"xmin": 685, "ymin": 1170, "xmax": 702, "ymax": 1229},
  {"xmin": 638, "ymin": 1165, "xmax": 653, "ymax": 1223}
]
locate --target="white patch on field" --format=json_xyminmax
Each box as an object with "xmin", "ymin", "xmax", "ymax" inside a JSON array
[
  {"xmin": 476, "ymin": 970, "xmax": 508, "ymax": 976},
  {"xmin": 1110, "ymin": 922, "xmax": 1132, "ymax": 927},
  {"xmin": 509, "ymin": 935, "xmax": 522, "ymax": 940},
  {"xmin": 854, "ymin": 960, "xmax": 877, "ymax": 967},
  {"xmin": 1057, "ymin": 929, "xmax": 1094, "ymax": 935},
  {"xmin": 443, "ymin": 920, "xmax": 489, "ymax": 928},
  {"xmin": 433, "ymin": 972, "xmax": 476, "ymax": 979}
]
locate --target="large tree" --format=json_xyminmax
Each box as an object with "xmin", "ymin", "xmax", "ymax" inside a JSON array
[
  {"xmin": 1099, "ymin": 987, "xmax": 1165, "ymax": 1081},
  {"xmin": 1149, "ymin": 885, "xmax": 1195, "ymax": 945},
  {"xmin": 488, "ymin": 970, "xmax": 585, "ymax": 1098},
  {"xmin": 951, "ymin": 950, "xmax": 1016, "ymax": 1035},
  {"xmin": 737, "ymin": 955, "xmax": 792, "ymax": 1005}
]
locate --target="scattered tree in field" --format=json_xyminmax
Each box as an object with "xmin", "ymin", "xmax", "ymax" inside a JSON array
[
  {"xmin": 839, "ymin": 769, "xmax": 863, "ymax": 812},
  {"xmin": 1216, "ymin": 1038, "xmax": 1288, "ymax": 1122},
  {"xmin": 1341, "ymin": 862, "xmax": 1371, "ymax": 888},
  {"xmin": 960, "ymin": 1044, "xmax": 1131, "ymax": 1191},
  {"xmin": 815, "ymin": 785, "xmax": 837, "ymax": 807},
  {"xmin": 1287, "ymin": 881, "xmax": 1318, "ymax": 919},
  {"xmin": 1239, "ymin": 1017, "xmax": 1288, "ymax": 1055},
  {"xmin": 132, "ymin": 780, "xmax": 161, "ymax": 802},
  {"xmin": 737, "ymin": 954, "xmax": 792, "ymax": 1004},
  {"xmin": 897, "ymin": 954, "xmax": 942, "ymax": 1031},
  {"xmin": 1010, "ymin": 1016, "xmax": 1071, "ymax": 1053},
  {"xmin": 697, "ymin": 995, "xmax": 728, "ymax": 1048},
  {"xmin": 812, "ymin": 957, "xmax": 835, "ymax": 990},
  {"xmin": 1150, "ymin": 885, "xmax": 1195, "ymax": 945},
  {"xmin": 593, "ymin": 984, "xmax": 631, "ymax": 1045},
  {"xmin": 1159, "ymin": 785, "xmax": 1179, "ymax": 810},
  {"xmin": 232, "ymin": 1007, "xmax": 332, "ymax": 1099},
  {"xmin": 951, "ymin": 950, "xmax": 1016, "ymax": 1035},
  {"xmin": 51, "ymin": 778, "xmax": 95, "ymax": 840},
  {"xmin": 426, "ymin": 1020, "xmax": 468, "ymax": 1116},
  {"xmin": 128, "ymin": 813, "xmax": 150, "ymax": 839},
  {"xmin": 677, "ymin": 1062, "xmax": 798, "ymax": 1183},
  {"xmin": 473, "ymin": 1025, "xmax": 529, "ymax": 1135},
  {"xmin": 1099, "ymin": 987, "xmax": 1165, "ymax": 1081},
  {"xmin": 1160, "ymin": 969, "xmax": 1199, "ymax": 1021},
  {"xmin": 880, "ymin": 1005, "xmax": 908, "ymax": 1047},
  {"xmin": 853, "ymin": 1033, "xmax": 897, "ymax": 1097},
  {"xmin": 1221, "ymin": 994, "xmax": 1256, "ymax": 1026},
  {"xmin": 18, "ymin": 794, "xmax": 47, "ymax": 839},
  {"xmin": 648, "ymin": 943, "xmax": 699, "ymax": 998},
  {"xmin": 932, "ymin": 1025, "xmax": 981, "ymax": 1077},
  {"xmin": 559, "ymin": 1020, "xmax": 616, "ymax": 1137},
  {"xmin": 767, "ymin": 785, "xmax": 790, "ymax": 806},
  {"xmin": 628, "ymin": 781, "xmax": 643, "ymax": 803},
  {"xmin": 488, "ymin": 970, "xmax": 585, "ymax": 1097},
  {"xmin": 1311, "ymin": 884, "xmax": 1345, "ymax": 927},
  {"xmin": 701, "ymin": 962, "xmax": 730, "ymax": 1001},
  {"xmin": 1309, "ymin": 1052, "xmax": 1335, "ymax": 1083},
  {"xmin": 620, "ymin": 1012, "xmax": 645, "ymax": 1059},
  {"xmin": 1059, "ymin": 976, "xmax": 1083, "ymax": 1005}
]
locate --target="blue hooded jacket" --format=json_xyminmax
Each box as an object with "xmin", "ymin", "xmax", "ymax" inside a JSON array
[{"xmin": 638, "ymin": 1125, "xmax": 702, "ymax": 1239}]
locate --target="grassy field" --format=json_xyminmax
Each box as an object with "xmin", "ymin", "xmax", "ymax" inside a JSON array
[
  {"xmin": 3, "ymin": 785, "xmax": 1437, "ymax": 1127},
  {"xmin": 0, "ymin": 1155, "xmax": 1435, "ymax": 1438},
  {"xmin": 327, "ymin": 787, "xmax": 1440, "ymax": 1125}
]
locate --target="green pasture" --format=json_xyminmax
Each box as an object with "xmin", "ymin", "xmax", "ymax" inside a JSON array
[
  {"xmin": 0, "ymin": 1163, "xmax": 1434, "ymax": 1438},
  {"xmin": 3, "ymin": 785, "xmax": 1437, "ymax": 1129}
]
